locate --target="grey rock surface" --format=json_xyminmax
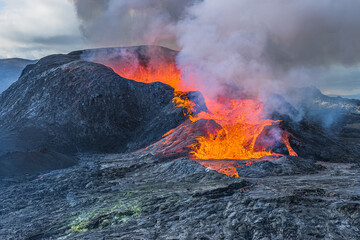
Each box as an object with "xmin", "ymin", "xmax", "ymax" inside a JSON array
[
  {"xmin": 0, "ymin": 46, "xmax": 359, "ymax": 240},
  {"xmin": 264, "ymin": 87, "xmax": 360, "ymax": 162},
  {"xmin": 235, "ymin": 156, "xmax": 325, "ymax": 177},
  {"xmin": 0, "ymin": 51, "xmax": 188, "ymax": 153},
  {"xmin": 0, "ymin": 153, "xmax": 358, "ymax": 239}
]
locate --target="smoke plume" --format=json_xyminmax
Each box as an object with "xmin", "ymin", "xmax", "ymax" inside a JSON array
[
  {"xmin": 70, "ymin": 0, "xmax": 194, "ymax": 49},
  {"xmin": 71, "ymin": 0, "xmax": 360, "ymax": 101},
  {"xmin": 175, "ymin": 0, "xmax": 360, "ymax": 99}
]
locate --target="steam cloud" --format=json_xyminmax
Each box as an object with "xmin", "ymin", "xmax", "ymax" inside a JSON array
[
  {"xmin": 70, "ymin": 0, "xmax": 194, "ymax": 49},
  {"xmin": 71, "ymin": 0, "xmax": 360, "ymax": 99},
  {"xmin": 175, "ymin": 0, "xmax": 360, "ymax": 99}
]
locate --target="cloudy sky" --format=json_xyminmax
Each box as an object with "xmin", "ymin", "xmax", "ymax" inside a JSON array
[
  {"xmin": 0, "ymin": 0, "xmax": 84, "ymax": 59},
  {"xmin": 0, "ymin": 0, "xmax": 358, "ymax": 97}
]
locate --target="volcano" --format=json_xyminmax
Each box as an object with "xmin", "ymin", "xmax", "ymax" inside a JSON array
[
  {"xmin": 0, "ymin": 46, "xmax": 359, "ymax": 239},
  {"xmin": 81, "ymin": 46, "xmax": 359, "ymax": 176},
  {"xmin": 0, "ymin": 49, "xmax": 195, "ymax": 154}
]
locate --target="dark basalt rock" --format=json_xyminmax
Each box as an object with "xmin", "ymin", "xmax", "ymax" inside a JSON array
[
  {"xmin": 0, "ymin": 46, "xmax": 359, "ymax": 239},
  {"xmin": 0, "ymin": 149, "xmax": 77, "ymax": 177},
  {"xmin": 264, "ymin": 87, "xmax": 360, "ymax": 163},
  {"xmin": 0, "ymin": 52, "xmax": 190, "ymax": 154},
  {"xmin": 235, "ymin": 156, "xmax": 325, "ymax": 178},
  {"xmin": 192, "ymin": 181, "xmax": 252, "ymax": 199},
  {"xmin": 0, "ymin": 153, "xmax": 358, "ymax": 239}
]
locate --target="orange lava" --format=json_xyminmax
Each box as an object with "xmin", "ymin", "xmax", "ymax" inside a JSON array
[
  {"xmin": 195, "ymin": 159, "xmax": 244, "ymax": 178},
  {"xmin": 172, "ymin": 91, "xmax": 197, "ymax": 119},
  {"xmin": 111, "ymin": 58, "xmax": 183, "ymax": 90},
  {"xmin": 281, "ymin": 130, "xmax": 298, "ymax": 157},
  {"xmin": 190, "ymin": 98, "xmax": 279, "ymax": 160},
  {"xmin": 112, "ymin": 53, "xmax": 298, "ymax": 177}
]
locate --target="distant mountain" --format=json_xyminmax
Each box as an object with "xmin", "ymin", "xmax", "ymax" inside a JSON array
[{"xmin": 0, "ymin": 58, "xmax": 37, "ymax": 93}]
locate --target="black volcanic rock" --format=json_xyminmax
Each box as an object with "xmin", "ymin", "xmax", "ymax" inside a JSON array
[
  {"xmin": 263, "ymin": 87, "xmax": 360, "ymax": 163},
  {"xmin": 235, "ymin": 156, "xmax": 324, "ymax": 177},
  {"xmin": 0, "ymin": 47, "xmax": 359, "ymax": 239},
  {"xmin": 0, "ymin": 152, "xmax": 358, "ymax": 239},
  {"xmin": 0, "ymin": 53, "xmax": 188, "ymax": 153}
]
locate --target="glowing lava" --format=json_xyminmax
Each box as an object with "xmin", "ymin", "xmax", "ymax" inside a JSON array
[
  {"xmin": 109, "ymin": 54, "xmax": 183, "ymax": 90},
  {"xmin": 112, "ymin": 54, "xmax": 298, "ymax": 177},
  {"xmin": 190, "ymin": 98, "xmax": 279, "ymax": 160}
]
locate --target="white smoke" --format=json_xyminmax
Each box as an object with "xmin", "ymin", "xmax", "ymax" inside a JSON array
[
  {"xmin": 72, "ymin": 0, "xmax": 360, "ymax": 101},
  {"xmin": 70, "ymin": 0, "xmax": 194, "ymax": 50},
  {"xmin": 175, "ymin": 0, "xmax": 360, "ymax": 100}
]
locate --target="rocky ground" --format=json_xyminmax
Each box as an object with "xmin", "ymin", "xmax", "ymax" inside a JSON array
[
  {"xmin": 0, "ymin": 46, "xmax": 359, "ymax": 239},
  {"xmin": 0, "ymin": 153, "xmax": 359, "ymax": 240}
]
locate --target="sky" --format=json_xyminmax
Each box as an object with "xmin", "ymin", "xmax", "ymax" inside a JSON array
[
  {"xmin": 0, "ymin": 0, "xmax": 358, "ymax": 98},
  {"xmin": 0, "ymin": 0, "xmax": 84, "ymax": 59}
]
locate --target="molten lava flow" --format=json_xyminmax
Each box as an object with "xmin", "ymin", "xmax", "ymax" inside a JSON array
[
  {"xmin": 190, "ymin": 98, "xmax": 279, "ymax": 160},
  {"xmin": 197, "ymin": 159, "xmax": 242, "ymax": 178},
  {"xmin": 112, "ymin": 59, "xmax": 182, "ymax": 89},
  {"xmin": 170, "ymin": 90, "xmax": 299, "ymax": 178},
  {"xmin": 281, "ymin": 130, "xmax": 298, "ymax": 157},
  {"xmin": 172, "ymin": 91, "xmax": 197, "ymax": 119},
  {"xmin": 112, "ymin": 53, "xmax": 298, "ymax": 177}
]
